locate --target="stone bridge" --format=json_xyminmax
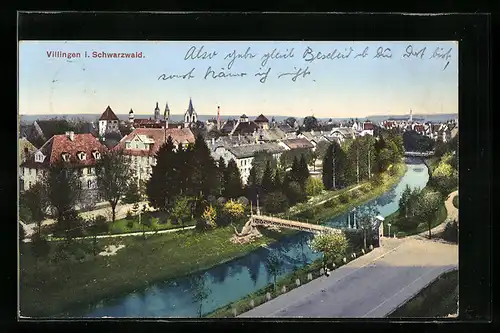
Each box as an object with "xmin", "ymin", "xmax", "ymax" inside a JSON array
[{"xmin": 250, "ymin": 215, "xmax": 340, "ymax": 234}]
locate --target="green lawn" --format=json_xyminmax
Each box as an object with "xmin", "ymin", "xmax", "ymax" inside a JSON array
[
  {"xmin": 19, "ymin": 164, "xmax": 407, "ymax": 318},
  {"xmin": 453, "ymin": 195, "xmax": 459, "ymax": 209},
  {"xmin": 20, "ymin": 225, "xmax": 274, "ymax": 317},
  {"xmin": 389, "ymin": 269, "xmax": 458, "ymax": 318},
  {"xmin": 104, "ymin": 216, "xmax": 196, "ymax": 235}
]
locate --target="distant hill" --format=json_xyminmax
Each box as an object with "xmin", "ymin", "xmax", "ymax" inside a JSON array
[{"xmin": 19, "ymin": 113, "xmax": 458, "ymax": 125}]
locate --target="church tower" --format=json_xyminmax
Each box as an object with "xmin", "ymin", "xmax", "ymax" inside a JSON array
[
  {"xmin": 128, "ymin": 108, "xmax": 135, "ymax": 124},
  {"xmin": 154, "ymin": 102, "xmax": 160, "ymax": 122},
  {"xmin": 164, "ymin": 102, "xmax": 170, "ymax": 128},
  {"xmin": 184, "ymin": 98, "xmax": 198, "ymax": 128}
]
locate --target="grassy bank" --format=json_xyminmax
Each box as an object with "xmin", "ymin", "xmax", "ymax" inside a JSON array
[
  {"xmin": 383, "ymin": 203, "xmax": 447, "ymax": 237},
  {"xmin": 20, "ymin": 226, "xmax": 274, "ymax": 317},
  {"xmin": 388, "ymin": 269, "xmax": 458, "ymax": 318},
  {"xmin": 19, "ymin": 164, "xmax": 406, "ymax": 317},
  {"xmin": 453, "ymin": 195, "xmax": 459, "ymax": 209}
]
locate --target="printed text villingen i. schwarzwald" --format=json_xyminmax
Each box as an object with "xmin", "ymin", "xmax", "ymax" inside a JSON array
[{"xmin": 46, "ymin": 51, "xmax": 145, "ymax": 59}]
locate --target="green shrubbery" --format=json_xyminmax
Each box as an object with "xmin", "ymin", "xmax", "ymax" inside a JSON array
[{"xmin": 442, "ymin": 221, "xmax": 458, "ymax": 243}]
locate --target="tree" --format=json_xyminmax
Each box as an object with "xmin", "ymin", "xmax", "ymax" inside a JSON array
[
  {"xmin": 223, "ymin": 159, "xmax": 243, "ymax": 199},
  {"xmin": 191, "ymin": 134, "xmax": 219, "ymax": 199},
  {"xmin": 171, "ymin": 196, "xmax": 192, "ymax": 225},
  {"xmin": 146, "ymin": 137, "xmax": 179, "ymax": 210},
  {"xmin": 354, "ymin": 203, "xmax": 380, "ymax": 249},
  {"xmin": 279, "ymin": 148, "xmax": 312, "ymax": 171},
  {"xmin": 399, "ymin": 185, "xmax": 412, "ymax": 218},
  {"xmin": 261, "ymin": 160, "xmax": 274, "ymax": 194},
  {"xmin": 96, "ymin": 149, "xmax": 133, "ymax": 222},
  {"xmin": 264, "ymin": 252, "xmax": 284, "ymax": 291},
  {"xmin": 417, "ymin": 191, "xmax": 443, "ymax": 239},
  {"xmin": 285, "ymin": 117, "xmax": 297, "ymax": 128},
  {"xmin": 22, "ymin": 183, "xmax": 47, "ymax": 235},
  {"xmin": 322, "ymin": 141, "xmax": 348, "ymax": 189},
  {"xmin": 189, "ymin": 275, "xmax": 211, "ymax": 318},
  {"xmin": 217, "ymin": 157, "xmax": 226, "ymax": 196},
  {"xmin": 43, "ymin": 161, "xmax": 82, "ymax": 239},
  {"xmin": 298, "ymin": 154, "xmax": 310, "ymax": 186},
  {"xmin": 246, "ymin": 166, "xmax": 260, "ymax": 204},
  {"xmin": 264, "ymin": 191, "xmax": 289, "ymax": 214},
  {"xmin": 272, "ymin": 168, "xmax": 282, "ymax": 190},
  {"xmin": 305, "ymin": 177, "xmax": 324, "ymax": 197},
  {"xmin": 252, "ymin": 151, "xmax": 277, "ymax": 181},
  {"xmin": 303, "ymin": 116, "xmax": 318, "ymax": 131},
  {"xmin": 310, "ymin": 231, "xmax": 348, "ymax": 269},
  {"xmin": 31, "ymin": 232, "xmax": 51, "ymax": 269},
  {"xmin": 122, "ymin": 177, "xmax": 141, "ymax": 204},
  {"xmin": 284, "ymin": 181, "xmax": 306, "ymax": 205},
  {"xmin": 313, "ymin": 141, "xmax": 330, "ymax": 170}
]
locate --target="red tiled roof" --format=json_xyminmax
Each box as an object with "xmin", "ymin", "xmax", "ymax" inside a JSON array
[
  {"xmin": 281, "ymin": 138, "xmax": 314, "ymax": 149},
  {"xmin": 363, "ymin": 122, "xmax": 375, "ymax": 130},
  {"xmin": 115, "ymin": 127, "xmax": 196, "ymax": 157},
  {"xmin": 99, "ymin": 106, "xmax": 119, "ymax": 121},
  {"xmin": 21, "ymin": 133, "xmax": 108, "ymax": 168},
  {"xmin": 254, "ymin": 114, "xmax": 269, "ymax": 123}
]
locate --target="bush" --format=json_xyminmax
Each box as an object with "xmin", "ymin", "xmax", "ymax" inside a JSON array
[
  {"xmin": 338, "ymin": 193, "xmax": 349, "ymax": 204},
  {"xmin": 396, "ymin": 231, "xmax": 406, "ymax": 238},
  {"xmin": 371, "ymin": 174, "xmax": 383, "ymax": 186},
  {"xmin": 285, "ymin": 181, "xmax": 307, "ymax": 205},
  {"xmin": 125, "ymin": 210, "xmax": 133, "ymax": 220},
  {"xmin": 442, "ymin": 221, "xmax": 458, "ymax": 243},
  {"xmin": 264, "ymin": 191, "xmax": 289, "ymax": 214},
  {"xmin": 396, "ymin": 217, "xmax": 420, "ymax": 232},
  {"xmin": 417, "ymin": 222, "xmax": 427, "ymax": 231},
  {"xmin": 126, "ymin": 220, "xmax": 135, "ymax": 229},
  {"xmin": 305, "ymin": 177, "xmax": 324, "ymax": 197}
]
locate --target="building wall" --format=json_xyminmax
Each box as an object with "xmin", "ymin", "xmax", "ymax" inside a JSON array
[
  {"xmin": 99, "ymin": 120, "xmax": 119, "ymax": 137},
  {"xmin": 20, "ymin": 166, "xmax": 100, "ymax": 203}
]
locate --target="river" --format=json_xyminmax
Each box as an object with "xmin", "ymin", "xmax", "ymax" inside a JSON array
[{"xmin": 66, "ymin": 162, "xmax": 428, "ymax": 318}]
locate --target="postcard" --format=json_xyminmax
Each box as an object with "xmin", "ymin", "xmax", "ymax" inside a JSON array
[{"xmin": 18, "ymin": 40, "xmax": 459, "ymax": 319}]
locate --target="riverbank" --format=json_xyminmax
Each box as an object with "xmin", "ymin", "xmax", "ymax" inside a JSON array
[{"xmin": 19, "ymin": 164, "xmax": 407, "ymax": 317}]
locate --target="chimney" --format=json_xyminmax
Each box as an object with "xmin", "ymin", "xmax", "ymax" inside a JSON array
[{"xmin": 66, "ymin": 131, "xmax": 75, "ymax": 141}]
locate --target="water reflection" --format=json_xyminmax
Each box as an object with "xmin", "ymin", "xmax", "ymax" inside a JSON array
[{"xmin": 70, "ymin": 164, "xmax": 428, "ymax": 318}]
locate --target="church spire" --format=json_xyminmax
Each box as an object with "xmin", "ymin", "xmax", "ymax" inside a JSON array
[
  {"xmin": 187, "ymin": 98, "xmax": 195, "ymax": 114},
  {"xmin": 154, "ymin": 102, "xmax": 160, "ymax": 121}
]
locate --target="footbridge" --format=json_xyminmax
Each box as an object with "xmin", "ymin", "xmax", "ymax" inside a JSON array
[
  {"xmin": 404, "ymin": 151, "xmax": 435, "ymax": 157},
  {"xmin": 250, "ymin": 214, "xmax": 340, "ymax": 234}
]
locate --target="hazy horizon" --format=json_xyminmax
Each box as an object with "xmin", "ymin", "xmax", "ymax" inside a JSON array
[{"xmin": 19, "ymin": 41, "xmax": 458, "ymax": 118}]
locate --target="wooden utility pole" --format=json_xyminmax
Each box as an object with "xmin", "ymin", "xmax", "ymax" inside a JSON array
[
  {"xmin": 332, "ymin": 145, "xmax": 336, "ymax": 189},
  {"xmin": 356, "ymin": 145, "xmax": 360, "ymax": 184}
]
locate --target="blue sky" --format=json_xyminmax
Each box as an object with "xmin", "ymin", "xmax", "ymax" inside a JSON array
[{"xmin": 18, "ymin": 41, "xmax": 458, "ymax": 118}]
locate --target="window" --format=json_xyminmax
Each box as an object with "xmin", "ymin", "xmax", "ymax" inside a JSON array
[
  {"xmin": 126, "ymin": 142, "xmax": 131, "ymax": 149},
  {"xmin": 78, "ymin": 152, "xmax": 87, "ymax": 160},
  {"xmin": 28, "ymin": 181, "xmax": 31, "ymax": 189},
  {"xmin": 35, "ymin": 153, "xmax": 45, "ymax": 163},
  {"xmin": 88, "ymin": 180, "xmax": 92, "ymax": 189},
  {"xmin": 24, "ymin": 147, "xmax": 29, "ymax": 155},
  {"xmin": 61, "ymin": 153, "xmax": 70, "ymax": 162}
]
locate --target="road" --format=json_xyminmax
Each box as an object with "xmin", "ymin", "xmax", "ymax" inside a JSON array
[{"xmin": 239, "ymin": 237, "xmax": 458, "ymax": 318}]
